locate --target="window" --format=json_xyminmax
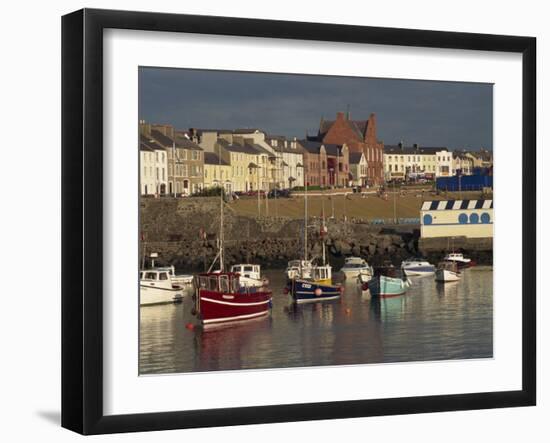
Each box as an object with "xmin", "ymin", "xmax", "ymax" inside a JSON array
[
  {"xmin": 159, "ymin": 272, "xmax": 168, "ymax": 281},
  {"xmin": 219, "ymin": 275, "xmax": 230, "ymax": 292}
]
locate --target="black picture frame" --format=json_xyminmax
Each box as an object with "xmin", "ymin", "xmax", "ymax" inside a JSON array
[{"xmin": 62, "ymin": 8, "xmax": 536, "ymax": 435}]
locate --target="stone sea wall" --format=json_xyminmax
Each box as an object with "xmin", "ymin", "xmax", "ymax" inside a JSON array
[{"xmin": 140, "ymin": 198, "xmax": 492, "ymax": 271}]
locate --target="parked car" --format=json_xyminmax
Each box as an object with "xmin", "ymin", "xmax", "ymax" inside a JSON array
[
  {"xmin": 268, "ymin": 189, "xmax": 291, "ymax": 198},
  {"xmin": 245, "ymin": 190, "xmax": 266, "ymax": 197}
]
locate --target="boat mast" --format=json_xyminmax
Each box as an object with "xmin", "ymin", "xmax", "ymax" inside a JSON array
[
  {"xmin": 219, "ymin": 156, "xmax": 224, "ymax": 272},
  {"xmin": 304, "ymin": 179, "xmax": 308, "ymax": 261},
  {"xmin": 322, "ymin": 199, "xmax": 326, "ymax": 266}
]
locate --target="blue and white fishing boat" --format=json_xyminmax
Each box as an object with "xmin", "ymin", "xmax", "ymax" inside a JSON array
[
  {"xmin": 401, "ymin": 258, "xmax": 436, "ymax": 276},
  {"xmin": 368, "ymin": 263, "xmax": 411, "ymax": 297},
  {"xmin": 289, "ymin": 266, "xmax": 343, "ymax": 303},
  {"xmin": 287, "ymin": 184, "xmax": 342, "ymax": 303}
]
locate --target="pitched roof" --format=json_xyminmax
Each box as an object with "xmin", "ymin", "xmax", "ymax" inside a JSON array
[
  {"xmin": 324, "ymin": 144, "xmax": 345, "ymax": 156},
  {"xmin": 139, "ymin": 142, "xmax": 154, "ymax": 152},
  {"xmin": 223, "ymin": 144, "xmax": 260, "ymax": 155},
  {"xmin": 297, "ymin": 140, "xmax": 343, "ymax": 156},
  {"xmin": 349, "ymin": 152, "xmax": 364, "ymax": 164},
  {"xmin": 319, "ymin": 118, "xmax": 369, "ymax": 141},
  {"xmin": 247, "ymin": 143, "xmax": 274, "ymax": 157},
  {"xmin": 298, "ymin": 140, "xmax": 323, "ymax": 154},
  {"xmin": 140, "ymin": 134, "xmax": 165, "ymax": 151},
  {"xmin": 204, "ymin": 152, "xmax": 229, "ymax": 166},
  {"xmin": 150, "ymin": 129, "xmax": 174, "ymax": 147},
  {"xmin": 174, "ymin": 135, "xmax": 203, "ymax": 151}
]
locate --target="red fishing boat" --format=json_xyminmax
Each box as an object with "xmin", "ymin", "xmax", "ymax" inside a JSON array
[
  {"xmin": 192, "ymin": 180, "xmax": 272, "ymax": 325},
  {"xmin": 194, "ymin": 272, "xmax": 272, "ymax": 325}
]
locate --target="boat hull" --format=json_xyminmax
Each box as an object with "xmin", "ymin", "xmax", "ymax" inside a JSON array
[
  {"xmin": 402, "ymin": 265, "xmax": 436, "ymax": 276},
  {"xmin": 140, "ymin": 285, "xmax": 184, "ymax": 306},
  {"xmin": 290, "ymin": 279, "xmax": 342, "ymax": 303},
  {"xmin": 368, "ymin": 276, "xmax": 410, "ymax": 297},
  {"xmin": 435, "ymin": 269, "xmax": 461, "ymax": 282},
  {"xmin": 341, "ymin": 268, "xmax": 372, "ymax": 279},
  {"xmin": 198, "ymin": 288, "xmax": 272, "ymax": 324}
]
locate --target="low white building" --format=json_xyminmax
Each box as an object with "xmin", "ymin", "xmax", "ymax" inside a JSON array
[
  {"xmin": 436, "ymin": 150, "xmax": 453, "ymax": 177},
  {"xmin": 420, "ymin": 199, "xmax": 494, "ymax": 238}
]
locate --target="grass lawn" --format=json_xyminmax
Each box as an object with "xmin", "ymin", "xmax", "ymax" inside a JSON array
[{"xmin": 229, "ymin": 189, "xmax": 491, "ymax": 220}]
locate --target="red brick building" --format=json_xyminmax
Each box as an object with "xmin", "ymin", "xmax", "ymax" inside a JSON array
[{"xmin": 314, "ymin": 112, "xmax": 384, "ymax": 186}]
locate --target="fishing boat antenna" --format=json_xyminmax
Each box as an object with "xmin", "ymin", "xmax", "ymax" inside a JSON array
[{"xmin": 304, "ymin": 179, "xmax": 308, "ymax": 261}]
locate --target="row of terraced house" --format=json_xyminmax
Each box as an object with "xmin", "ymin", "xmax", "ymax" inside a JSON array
[{"xmin": 139, "ymin": 112, "xmax": 492, "ymax": 196}]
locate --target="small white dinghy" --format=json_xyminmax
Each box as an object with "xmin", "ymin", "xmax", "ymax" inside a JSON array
[{"xmin": 435, "ymin": 261, "xmax": 461, "ymax": 283}]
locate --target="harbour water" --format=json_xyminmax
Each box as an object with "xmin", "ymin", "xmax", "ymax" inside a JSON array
[{"xmin": 139, "ymin": 266, "xmax": 493, "ymax": 375}]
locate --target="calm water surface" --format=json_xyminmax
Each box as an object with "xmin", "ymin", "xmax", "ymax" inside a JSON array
[{"xmin": 139, "ymin": 267, "xmax": 493, "ymax": 374}]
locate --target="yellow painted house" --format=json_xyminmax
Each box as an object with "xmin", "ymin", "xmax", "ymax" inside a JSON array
[
  {"xmin": 215, "ymin": 139, "xmax": 261, "ymax": 193},
  {"xmin": 203, "ymin": 152, "xmax": 232, "ymax": 192}
]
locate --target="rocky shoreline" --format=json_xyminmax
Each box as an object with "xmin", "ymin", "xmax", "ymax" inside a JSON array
[{"xmin": 140, "ymin": 197, "xmax": 492, "ymax": 272}]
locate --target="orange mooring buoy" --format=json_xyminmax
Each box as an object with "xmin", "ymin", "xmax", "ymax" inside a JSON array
[{"xmin": 185, "ymin": 323, "xmax": 195, "ymax": 330}]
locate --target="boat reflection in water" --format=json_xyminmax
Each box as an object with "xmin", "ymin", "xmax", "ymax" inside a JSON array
[
  {"xmin": 193, "ymin": 314, "xmax": 273, "ymax": 372},
  {"xmin": 139, "ymin": 268, "xmax": 493, "ymax": 374},
  {"xmin": 435, "ymin": 279, "xmax": 460, "ymax": 296}
]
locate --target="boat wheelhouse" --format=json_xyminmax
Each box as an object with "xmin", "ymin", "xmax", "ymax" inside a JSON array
[
  {"xmin": 194, "ymin": 272, "xmax": 272, "ymax": 325},
  {"xmin": 156, "ymin": 265, "xmax": 194, "ymax": 287},
  {"xmin": 140, "ymin": 268, "xmax": 184, "ymax": 306},
  {"xmin": 285, "ymin": 259, "xmax": 313, "ymax": 281},
  {"xmin": 230, "ymin": 264, "xmax": 266, "ymax": 288},
  {"xmin": 443, "ymin": 252, "xmax": 473, "ymax": 268}
]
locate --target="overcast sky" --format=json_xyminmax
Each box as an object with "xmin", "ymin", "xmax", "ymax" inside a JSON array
[{"xmin": 139, "ymin": 67, "xmax": 493, "ymax": 150}]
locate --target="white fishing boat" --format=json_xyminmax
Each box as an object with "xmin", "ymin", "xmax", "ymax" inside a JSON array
[
  {"xmin": 156, "ymin": 265, "xmax": 194, "ymax": 288},
  {"xmin": 401, "ymin": 258, "xmax": 436, "ymax": 276},
  {"xmin": 435, "ymin": 261, "xmax": 461, "ymax": 282},
  {"xmin": 443, "ymin": 252, "xmax": 474, "ymax": 268},
  {"xmin": 340, "ymin": 257, "xmax": 374, "ymax": 279},
  {"xmin": 230, "ymin": 264, "xmax": 268, "ymax": 288},
  {"xmin": 140, "ymin": 268, "xmax": 185, "ymax": 306}
]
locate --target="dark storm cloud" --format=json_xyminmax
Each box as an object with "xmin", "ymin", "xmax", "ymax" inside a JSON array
[{"xmin": 139, "ymin": 67, "xmax": 492, "ymax": 150}]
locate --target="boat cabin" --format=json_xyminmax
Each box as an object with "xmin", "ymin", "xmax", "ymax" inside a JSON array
[
  {"xmin": 374, "ymin": 263, "xmax": 405, "ymax": 279},
  {"xmin": 197, "ymin": 272, "xmax": 241, "ymax": 294},
  {"xmin": 445, "ymin": 253, "xmax": 464, "ymax": 260},
  {"xmin": 140, "ymin": 269, "xmax": 172, "ymax": 282},
  {"xmin": 140, "ymin": 269, "xmax": 181, "ymax": 290},
  {"xmin": 230, "ymin": 264, "xmax": 261, "ymax": 280},
  {"xmin": 311, "ymin": 265, "xmax": 332, "ymax": 282},
  {"xmin": 343, "ymin": 257, "xmax": 368, "ymax": 268}
]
